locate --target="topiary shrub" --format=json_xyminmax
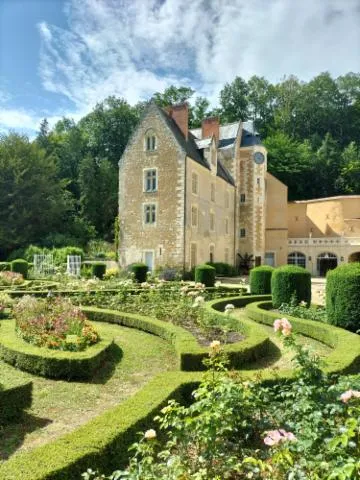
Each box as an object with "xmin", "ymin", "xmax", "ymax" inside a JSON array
[
  {"xmin": 0, "ymin": 262, "xmax": 10, "ymax": 272},
  {"xmin": 131, "ymin": 263, "xmax": 148, "ymax": 283},
  {"xmin": 326, "ymin": 263, "xmax": 360, "ymax": 331},
  {"xmin": 11, "ymin": 259, "xmax": 28, "ymax": 279},
  {"xmin": 195, "ymin": 264, "xmax": 216, "ymax": 287},
  {"xmin": 92, "ymin": 262, "xmax": 106, "ymax": 279},
  {"xmin": 271, "ymin": 265, "xmax": 311, "ymax": 308},
  {"xmin": 206, "ymin": 262, "xmax": 237, "ymax": 276},
  {"xmin": 250, "ymin": 265, "xmax": 274, "ymax": 294}
]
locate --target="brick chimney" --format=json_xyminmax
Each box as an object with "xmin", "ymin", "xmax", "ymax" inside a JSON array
[
  {"xmin": 202, "ymin": 117, "xmax": 219, "ymax": 143},
  {"xmin": 164, "ymin": 103, "xmax": 189, "ymax": 139}
]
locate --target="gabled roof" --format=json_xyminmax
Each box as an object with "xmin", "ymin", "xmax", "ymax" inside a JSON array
[
  {"xmin": 241, "ymin": 121, "xmax": 262, "ymax": 147},
  {"xmin": 217, "ymin": 160, "xmax": 235, "ymax": 186},
  {"xmin": 156, "ymin": 104, "xmax": 210, "ymax": 170}
]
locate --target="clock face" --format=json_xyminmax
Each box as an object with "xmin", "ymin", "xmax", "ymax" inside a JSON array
[{"xmin": 254, "ymin": 152, "xmax": 265, "ymax": 165}]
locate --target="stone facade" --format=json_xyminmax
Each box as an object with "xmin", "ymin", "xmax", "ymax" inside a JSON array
[{"xmin": 118, "ymin": 102, "xmax": 287, "ymax": 272}]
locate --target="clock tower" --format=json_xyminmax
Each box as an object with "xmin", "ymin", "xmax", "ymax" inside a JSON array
[{"xmin": 235, "ymin": 127, "xmax": 267, "ymax": 267}]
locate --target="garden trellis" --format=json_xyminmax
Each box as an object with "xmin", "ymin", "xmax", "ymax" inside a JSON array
[
  {"xmin": 33, "ymin": 254, "xmax": 54, "ymax": 276},
  {"xmin": 67, "ymin": 255, "xmax": 82, "ymax": 276}
]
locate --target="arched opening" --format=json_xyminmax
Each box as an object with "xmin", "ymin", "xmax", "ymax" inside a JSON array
[
  {"xmin": 349, "ymin": 252, "xmax": 360, "ymax": 263},
  {"xmin": 317, "ymin": 252, "xmax": 337, "ymax": 277},
  {"xmin": 287, "ymin": 251, "xmax": 306, "ymax": 269}
]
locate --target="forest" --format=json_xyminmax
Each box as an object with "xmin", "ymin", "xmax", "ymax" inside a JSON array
[{"xmin": 1, "ymin": 72, "xmax": 360, "ymax": 257}]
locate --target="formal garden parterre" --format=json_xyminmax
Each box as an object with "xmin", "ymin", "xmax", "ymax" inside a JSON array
[{"xmin": 0, "ymin": 261, "xmax": 359, "ymax": 479}]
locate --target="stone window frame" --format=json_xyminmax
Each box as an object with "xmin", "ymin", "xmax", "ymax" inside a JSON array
[
  {"xmin": 264, "ymin": 251, "xmax": 276, "ymax": 267},
  {"xmin": 225, "ymin": 190, "xmax": 230, "ymax": 208},
  {"xmin": 143, "ymin": 167, "xmax": 158, "ymax": 193},
  {"xmin": 210, "ymin": 182, "xmax": 216, "ymax": 202},
  {"xmin": 191, "ymin": 204, "xmax": 199, "ymax": 228},
  {"xmin": 190, "ymin": 242, "xmax": 197, "ymax": 268},
  {"xmin": 210, "ymin": 210, "xmax": 215, "ymax": 232},
  {"xmin": 144, "ymin": 129, "xmax": 157, "ymax": 152},
  {"xmin": 225, "ymin": 217, "xmax": 229, "ymax": 235},
  {"xmin": 192, "ymin": 172, "xmax": 199, "ymax": 195},
  {"xmin": 240, "ymin": 193, "xmax": 246, "ymax": 203},
  {"xmin": 239, "ymin": 227, "xmax": 246, "ymax": 238},
  {"xmin": 209, "ymin": 243, "xmax": 215, "ymax": 263},
  {"xmin": 143, "ymin": 202, "xmax": 157, "ymax": 226}
]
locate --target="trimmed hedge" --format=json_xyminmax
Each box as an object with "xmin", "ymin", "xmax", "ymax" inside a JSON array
[
  {"xmin": 245, "ymin": 301, "xmax": 360, "ymax": 374},
  {"xmin": 0, "ymin": 371, "xmax": 201, "ymax": 480},
  {"xmin": 92, "ymin": 262, "xmax": 106, "ymax": 279},
  {"xmin": 11, "ymin": 259, "xmax": 28, "ymax": 279},
  {"xmin": 83, "ymin": 295, "xmax": 272, "ymax": 371},
  {"xmin": 326, "ymin": 263, "xmax": 360, "ymax": 331},
  {"xmin": 131, "ymin": 263, "xmax": 148, "ymax": 283},
  {"xmin": 0, "ymin": 380, "xmax": 32, "ymax": 424},
  {"xmin": 195, "ymin": 264, "xmax": 216, "ymax": 287},
  {"xmin": 0, "ymin": 320, "xmax": 115, "ymax": 380},
  {"xmin": 206, "ymin": 262, "xmax": 237, "ymax": 276},
  {"xmin": 271, "ymin": 265, "xmax": 311, "ymax": 308},
  {"xmin": 0, "ymin": 262, "xmax": 10, "ymax": 272},
  {"xmin": 249, "ymin": 266, "xmax": 274, "ymax": 295}
]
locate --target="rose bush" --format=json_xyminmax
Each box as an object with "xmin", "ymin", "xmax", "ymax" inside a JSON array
[{"xmin": 13, "ymin": 296, "xmax": 100, "ymax": 351}]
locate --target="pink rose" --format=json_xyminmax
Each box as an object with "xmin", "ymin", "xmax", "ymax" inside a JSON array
[
  {"xmin": 273, "ymin": 318, "xmax": 292, "ymax": 336},
  {"xmin": 340, "ymin": 390, "xmax": 360, "ymax": 403},
  {"xmin": 264, "ymin": 429, "xmax": 297, "ymax": 446}
]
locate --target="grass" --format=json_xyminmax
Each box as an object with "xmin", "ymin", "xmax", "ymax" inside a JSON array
[
  {"xmin": 0, "ymin": 321, "xmax": 177, "ymax": 462},
  {"xmin": 232, "ymin": 308, "xmax": 332, "ymax": 370}
]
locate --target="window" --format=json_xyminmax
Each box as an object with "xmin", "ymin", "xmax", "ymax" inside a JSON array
[
  {"xmin": 191, "ymin": 205, "xmax": 198, "ymax": 227},
  {"xmin": 190, "ymin": 243, "xmax": 197, "ymax": 268},
  {"xmin": 209, "ymin": 244, "xmax": 215, "ymax": 263},
  {"xmin": 240, "ymin": 193, "xmax": 246, "ymax": 203},
  {"xmin": 192, "ymin": 172, "xmax": 198, "ymax": 194},
  {"xmin": 144, "ymin": 169, "xmax": 157, "ymax": 192},
  {"xmin": 146, "ymin": 133, "xmax": 156, "ymax": 151},
  {"xmin": 225, "ymin": 191, "xmax": 229, "ymax": 208},
  {"xmin": 264, "ymin": 252, "xmax": 275, "ymax": 267},
  {"xmin": 225, "ymin": 218, "xmax": 229, "ymax": 234},
  {"xmin": 256, "ymin": 177, "xmax": 261, "ymax": 186},
  {"xmin": 210, "ymin": 212, "xmax": 215, "ymax": 231},
  {"xmin": 210, "ymin": 183, "xmax": 215, "ymax": 202},
  {"xmin": 288, "ymin": 251, "xmax": 306, "ymax": 268},
  {"xmin": 225, "ymin": 248, "xmax": 229, "ymax": 264},
  {"xmin": 144, "ymin": 204, "xmax": 156, "ymax": 224},
  {"xmin": 239, "ymin": 228, "xmax": 246, "ymax": 238}
]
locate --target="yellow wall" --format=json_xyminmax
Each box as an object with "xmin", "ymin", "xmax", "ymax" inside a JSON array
[
  {"xmin": 288, "ymin": 196, "xmax": 360, "ymax": 238},
  {"xmin": 265, "ymin": 173, "xmax": 288, "ymax": 265},
  {"xmin": 185, "ymin": 156, "xmax": 235, "ymax": 268}
]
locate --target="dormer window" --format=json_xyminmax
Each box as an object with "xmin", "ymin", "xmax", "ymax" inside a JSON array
[{"xmin": 145, "ymin": 131, "xmax": 157, "ymax": 151}]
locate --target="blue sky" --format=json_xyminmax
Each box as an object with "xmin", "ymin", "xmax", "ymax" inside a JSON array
[{"xmin": 1, "ymin": 0, "xmax": 360, "ymax": 138}]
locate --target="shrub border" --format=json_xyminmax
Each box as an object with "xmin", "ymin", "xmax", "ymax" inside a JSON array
[
  {"xmin": 0, "ymin": 380, "xmax": 33, "ymax": 424},
  {"xmin": 2, "ymin": 295, "xmax": 360, "ymax": 479},
  {"xmin": 245, "ymin": 300, "xmax": 360, "ymax": 374},
  {"xmin": 0, "ymin": 320, "xmax": 115, "ymax": 380},
  {"xmin": 82, "ymin": 294, "xmax": 272, "ymax": 371}
]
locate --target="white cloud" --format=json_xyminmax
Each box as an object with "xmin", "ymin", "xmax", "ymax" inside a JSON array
[
  {"xmin": 5, "ymin": 0, "xmax": 360, "ymax": 133},
  {"xmin": 36, "ymin": 0, "xmax": 360, "ymax": 112}
]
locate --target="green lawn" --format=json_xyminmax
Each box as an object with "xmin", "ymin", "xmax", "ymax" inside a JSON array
[
  {"xmin": 232, "ymin": 308, "xmax": 332, "ymax": 370},
  {"xmin": 0, "ymin": 321, "xmax": 177, "ymax": 461}
]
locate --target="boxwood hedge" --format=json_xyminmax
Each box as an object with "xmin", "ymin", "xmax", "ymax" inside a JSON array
[
  {"xmin": 0, "ymin": 380, "xmax": 32, "ymax": 424},
  {"xmin": 0, "ymin": 320, "xmax": 115, "ymax": 380},
  {"xmin": 326, "ymin": 262, "xmax": 360, "ymax": 331},
  {"xmin": 83, "ymin": 295, "xmax": 272, "ymax": 371},
  {"xmin": 271, "ymin": 265, "xmax": 311, "ymax": 308},
  {"xmin": 11, "ymin": 259, "xmax": 28, "ymax": 279},
  {"xmin": 245, "ymin": 300, "xmax": 360, "ymax": 374},
  {"xmin": 249, "ymin": 266, "xmax": 274, "ymax": 294},
  {"xmin": 195, "ymin": 264, "xmax": 216, "ymax": 287}
]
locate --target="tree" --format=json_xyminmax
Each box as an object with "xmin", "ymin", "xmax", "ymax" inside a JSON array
[
  {"xmin": 273, "ymin": 75, "xmax": 303, "ymax": 138},
  {"xmin": 36, "ymin": 118, "xmax": 50, "ymax": 150},
  {"xmin": 190, "ymin": 97, "xmax": 211, "ymax": 128},
  {"xmin": 339, "ymin": 142, "xmax": 360, "ymax": 194},
  {"xmin": 152, "ymin": 85, "xmax": 195, "ymax": 107},
  {"xmin": 79, "ymin": 96, "xmax": 139, "ymax": 168},
  {"xmin": 311, "ymin": 133, "xmax": 342, "ymax": 197},
  {"xmin": 0, "ymin": 133, "xmax": 70, "ymax": 253},
  {"xmin": 247, "ymin": 76, "xmax": 276, "ymax": 137},
  {"xmin": 264, "ymin": 132, "xmax": 314, "ymax": 200},
  {"xmin": 219, "ymin": 76, "xmax": 249, "ymax": 122}
]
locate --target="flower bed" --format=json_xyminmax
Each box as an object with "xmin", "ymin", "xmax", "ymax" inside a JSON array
[
  {"xmin": 0, "ymin": 271, "xmax": 24, "ymax": 287},
  {"xmin": 0, "ymin": 319, "xmax": 115, "ymax": 379},
  {"xmin": 13, "ymin": 296, "xmax": 100, "ymax": 352}
]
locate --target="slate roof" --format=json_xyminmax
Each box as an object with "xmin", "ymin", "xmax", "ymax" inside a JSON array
[{"xmin": 217, "ymin": 160, "xmax": 235, "ymax": 186}]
